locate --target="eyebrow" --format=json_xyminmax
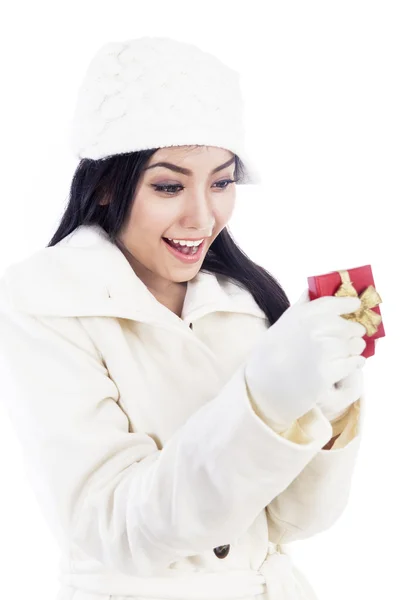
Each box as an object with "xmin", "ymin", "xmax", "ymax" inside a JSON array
[{"xmin": 144, "ymin": 156, "xmax": 236, "ymax": 176}]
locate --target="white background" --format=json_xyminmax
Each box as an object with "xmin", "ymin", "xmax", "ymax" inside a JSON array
[{"xmin": 0, "ymin": 1, "xmax": 398, "ymax": 598}]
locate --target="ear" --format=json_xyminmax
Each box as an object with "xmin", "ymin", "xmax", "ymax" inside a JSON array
[{"xmin": 99, "ymin": 192, "xmax": 111, "ymax": 206}]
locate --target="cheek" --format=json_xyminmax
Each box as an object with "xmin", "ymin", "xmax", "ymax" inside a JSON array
[
  {"xmin": 215, "ymin": 196, "xmax": 235, "ymax": 225},
  {"xmin": 131, "ymin": 203, "xmax": 170, "ymax": 235}
]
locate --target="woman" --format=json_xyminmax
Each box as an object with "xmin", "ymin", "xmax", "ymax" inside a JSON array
[{"xmin": 0, "ymin": 36, "xmax": 366, "ymax": 600}]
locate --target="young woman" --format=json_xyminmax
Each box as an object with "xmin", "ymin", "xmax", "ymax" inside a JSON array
[{"xmin": 0, "ymin": 36, "xmax": 366, "ymax": 600}]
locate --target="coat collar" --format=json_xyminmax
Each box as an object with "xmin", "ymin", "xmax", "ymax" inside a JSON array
[{"xmin": 3, "ymin": 224, "xmax": 267, "ymax": 327}]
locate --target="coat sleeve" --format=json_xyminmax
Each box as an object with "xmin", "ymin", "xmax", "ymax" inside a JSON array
[
  {"xmin": 0, "ymin": 277, "xmax": 335, "ymax": 577},
  {"xmin": 265, "ymin": 398, "xmax": 363, "ymax": 544}
]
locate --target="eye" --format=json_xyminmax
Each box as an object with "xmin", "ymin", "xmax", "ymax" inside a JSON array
[
  {"xmin": 152, "ymin": 178, "xmax": 237, "ymax": 195},
  {"xmin": 152, "ymin": 184, "xmax": 184, "ymax": 195},
  {"xmin": 214, "ymin": 178, "xmax": 237, "ymax": 189}
]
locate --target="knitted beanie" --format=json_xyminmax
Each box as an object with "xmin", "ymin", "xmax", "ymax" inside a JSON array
[{"xmin": 69, "ymin": 36, "xmax": 260, "ymax": 185}]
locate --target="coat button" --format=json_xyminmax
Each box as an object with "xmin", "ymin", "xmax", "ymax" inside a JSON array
[
  {"xmin": 189, "ymin": 322, "xmax": 193, "ymax": 329},
  {"xmin": 213, "ymin": 544, "xmax": 230, "ymax": 558}
]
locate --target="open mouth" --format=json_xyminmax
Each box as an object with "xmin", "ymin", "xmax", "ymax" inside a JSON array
[{"xmin": 162, "ymin": 237, "xmax": 206, "ymax": 261}]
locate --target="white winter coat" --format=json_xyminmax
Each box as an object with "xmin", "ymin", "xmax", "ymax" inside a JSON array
[{"xmin": 0, "ymin": 223, "xmax": 364, "ymax": 600}]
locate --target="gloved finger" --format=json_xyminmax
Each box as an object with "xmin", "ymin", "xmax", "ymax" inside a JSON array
[
  {"xmin": 312, "ymin": 314, "xmax": 367, "ymax": 339},
  {"xmin": 324, "ymin": 354, "xmax": 366, "ymax": 386},
  {"xmin": 315, "ymin": 334, "xmax": 366, "ymax": 361},
  {"xmin": 332, "ymin": 371, "xmax": 364, "ymax": 409},
  {"xmin": 334, "ymin": 367, "xmax": 364, "ymax": 395},
  {"xmin": 305, "ymin": 294, "xmax": 362, "ymax": 316},
  {"xmin": 318, "ymin": 369, "xmax": 364, "ymax": 420},
  {"xmin": 348, "ymin": 336, "xmax": 367, "ymax": 356}
]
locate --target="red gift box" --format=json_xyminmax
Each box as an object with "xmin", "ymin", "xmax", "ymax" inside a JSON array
[{"xmin": 307, "ymin": 264, "xmax": 384, "ymax": 358}]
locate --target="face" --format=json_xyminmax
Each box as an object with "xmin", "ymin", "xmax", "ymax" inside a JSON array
[{"xmin": 116, "ymin": 145, "xmax": 237, "ymax": 297}]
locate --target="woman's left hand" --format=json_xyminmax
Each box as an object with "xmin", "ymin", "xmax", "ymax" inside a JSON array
[{"xmin": 316, "ymin": 365, "xmax": 365, "ymax": 423}]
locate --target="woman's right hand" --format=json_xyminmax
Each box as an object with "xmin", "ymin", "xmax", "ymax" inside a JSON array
[{"xmin": 244, "ymin": 289, "xmax": 367, "ymax": 432}]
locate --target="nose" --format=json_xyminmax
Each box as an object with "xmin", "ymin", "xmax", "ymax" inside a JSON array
[{"xmin": 181, "ymin": 191, "xmax": 215, "ymax": 234}]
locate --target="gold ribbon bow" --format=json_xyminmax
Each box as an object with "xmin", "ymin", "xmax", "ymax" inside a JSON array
[{"xmin": 334, "ymin": 270, "xmax": 382, "ymax": 336}]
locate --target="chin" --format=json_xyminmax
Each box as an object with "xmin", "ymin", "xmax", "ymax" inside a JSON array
[
  {"xmin": 172, "ymin": 267, "xmax": 202, "ymax": 283},
  {"xmin": 174, "ymin": 272, "xmax": 198, "ymax": 283}
]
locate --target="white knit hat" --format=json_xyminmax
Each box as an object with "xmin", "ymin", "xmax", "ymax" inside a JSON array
[{"xmin": 69, "ymin": 36, "xmax": 261, "ymax": 185}]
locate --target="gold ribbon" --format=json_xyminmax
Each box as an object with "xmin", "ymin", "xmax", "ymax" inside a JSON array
[{"xmin": 334, "ymin": 269, "xmax": 382, "ymax": 336}]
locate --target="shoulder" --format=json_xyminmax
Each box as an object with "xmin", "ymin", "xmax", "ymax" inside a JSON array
[{"xmin": 0, "ymin": 245, "xmax": 106, "ymax": 318}]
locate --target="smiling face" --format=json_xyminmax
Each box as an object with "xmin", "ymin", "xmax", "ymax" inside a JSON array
[{"xmin": 116, "ymin": 145, "xmax": 237, "ymax": 298}]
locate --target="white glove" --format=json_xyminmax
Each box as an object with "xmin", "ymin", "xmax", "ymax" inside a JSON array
[
  {"xmin": 244, "ymin": 288, "xmax": 367, "ymax": 433},
  {"xmin": 317, "ymin": 366, "xmax": 365, "ymax": 423}
]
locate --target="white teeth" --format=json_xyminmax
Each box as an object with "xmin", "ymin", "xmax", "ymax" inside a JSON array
[{"xmin": 167, "ymin": 238, "xmax": 204, "ymax": 247}]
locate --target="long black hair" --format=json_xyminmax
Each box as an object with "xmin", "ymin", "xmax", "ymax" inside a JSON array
[{"xmin": 47, "ymin": 147, "xmax": 290, "ymax": 326}]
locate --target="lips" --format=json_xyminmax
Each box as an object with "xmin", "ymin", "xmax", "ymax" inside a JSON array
[{"xmin": 162, "ymin": 237, "xmax": 207, "ymax": 262}]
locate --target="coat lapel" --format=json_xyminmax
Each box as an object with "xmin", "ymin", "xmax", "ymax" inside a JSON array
[{"xmin": 3, "ymin": 224, "xmax": 268, "ymax": 329}]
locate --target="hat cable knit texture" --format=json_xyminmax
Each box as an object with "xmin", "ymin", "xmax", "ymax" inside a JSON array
[{"xmin": 70, "ymin": 36, "xmax": 260, "ymax": 185}]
